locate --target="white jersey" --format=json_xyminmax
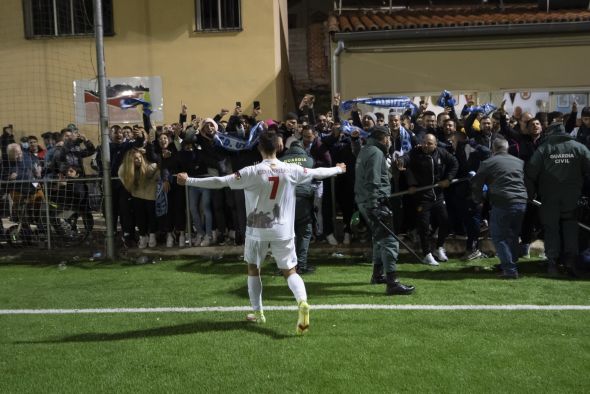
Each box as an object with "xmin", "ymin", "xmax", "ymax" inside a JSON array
[{"xmin": 185, "ymin": 159, "xmax": 343, "ymax": 241}]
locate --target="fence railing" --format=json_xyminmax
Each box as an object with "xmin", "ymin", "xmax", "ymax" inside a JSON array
[{"xmin": 0, "ymin": 177, "xmax": 105, "ymax": 250}]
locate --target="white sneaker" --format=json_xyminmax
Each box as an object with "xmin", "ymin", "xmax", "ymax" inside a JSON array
[
  {"xmin": 138, "ymin": 235, "xmax": 148, "ymax": 249},
  {"xmin": 464, "ymin": 249, "xmax": 483, "ymax": 261},
  {"xmin": 433, "ymin": 247, "xmax": 448, "ymax": 262},
  {"xmin": 166, "ymin": 232, "xmax": 174, "ymax": 248},
  {"xmin": 200, "ymin": 234, "xmax": 211, "ymax": 247},
  {"xmin": 326, "ymin": 233, "xmax": 338, "ymax": 246},
  {"xmin": 192, "ymin": 233, "xmax": 203, "ymax": 247},
  {"xmin": 423, "ymin": 253, "xmax": 439, "ymax": 266},
  {"xmin": 148, "ymin": 233, "xmax": 157, "ymax": 248},
  {"xmin": 178, "ymin": 232, "xmax": 186, "ymax": 248},
  {"xmin": 343, "ymin": 232, "xmax": 351, "ymax": 245}
]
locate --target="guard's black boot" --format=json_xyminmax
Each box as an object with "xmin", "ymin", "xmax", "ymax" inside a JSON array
[
  {"xmin": 370, "ymin": 264, "xmax": 386, "ymax": 284},
  {"xmin": 385, "ymin": 272, "xmax": 414, "ymax": 295},
  {"xmin": 296, "ymin": 265, "xmax": 316, "ymax": 275},
  {"xmin": 563, "ymin": 254, "xmax": 581, "ymax": 278},
  {"xmin": 547, "ymin": 260, "xmax": 559, "ymax": 276}
]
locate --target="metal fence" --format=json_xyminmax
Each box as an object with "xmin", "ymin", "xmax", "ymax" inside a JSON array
[{"xmin": 0, "ymin": 177, "xmax": 105, "ymax": 250}]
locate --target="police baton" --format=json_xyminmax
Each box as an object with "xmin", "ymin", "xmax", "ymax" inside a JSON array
[
  {"xmin": 374, "ymin": 217, "xmax": 424, "ymax": 262},
  {"xmin": 530, "ymin": 199, "xmax": 590, "ymax": 233},
  {"xmin": 390, "ymin": 175, "xmax": 474, "ymax": 199}
]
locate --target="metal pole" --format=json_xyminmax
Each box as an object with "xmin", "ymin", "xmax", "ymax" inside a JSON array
[
  {"xmin": 43, "ymin": 178, "xmax": 52, "ymax": 250},
  {"xmin": 185, "ymin": 185, "xmax": 192, "ymax": 246},
  {"xmin": 390, "ymin": 176, "xmax": 472, "ymax": 199},
  {"xmin": 94, "ymin": 0, "xmax": 115, "ymax": 260},
  {"xmin": 330, "ymin": 177, "xmax": 337, "ymax": 239}
]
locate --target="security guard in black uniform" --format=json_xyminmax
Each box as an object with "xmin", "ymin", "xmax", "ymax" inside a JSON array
[
  {"xmin": 526, "ymin": 122, "xmax": 590, "ymax": 276},
  {"xmin": 281, "ymin": 140, "xmax": 317, "ymax": 274},
  {"xmin": 355, "ymin": 126, "xmax": 414, "ymax": 295}
]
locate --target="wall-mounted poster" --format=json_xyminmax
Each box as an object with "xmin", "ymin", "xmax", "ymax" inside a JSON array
[
  {"xmin": 554, "ymin": 93, "xmax": 588, "ymax": 115},
  {"xmin": 74, "ymin": 76, "xmax": 163, "ymax": 124},
  {"xmin": 502, "ymin": 91, "xmax": 549, "ymax": 115}
]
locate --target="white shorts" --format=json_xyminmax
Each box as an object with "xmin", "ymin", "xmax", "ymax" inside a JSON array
[{"xmin": 244, "ymin": 238, "xmax": 298, "ymax": 270}]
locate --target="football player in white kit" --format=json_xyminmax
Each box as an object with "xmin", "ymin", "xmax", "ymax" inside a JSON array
[{"xmin": 177, "ymin": 131, "xmax": 346, "ymax": 335}]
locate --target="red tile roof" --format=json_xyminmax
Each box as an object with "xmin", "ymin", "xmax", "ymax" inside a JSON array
[{"xmin": 328, "ymin": 5, "xmax": 590, "ymax": 34}]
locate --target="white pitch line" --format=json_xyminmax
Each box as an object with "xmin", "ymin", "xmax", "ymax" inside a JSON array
[{"xmin": 1, "ymin": 304, "xmax": 590, "ymax": 315}]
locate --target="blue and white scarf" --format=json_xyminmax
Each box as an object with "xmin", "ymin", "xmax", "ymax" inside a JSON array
[
  {"xmin": 213, "ymin": 121, "xmax": 264, "ymax": 152},
  {"xmin": 340, "ymin": 96, "xmax": 417, "ymax": 115},
  {"xmin": 398, "ymin": 126, "xmax": 412, "ymax": 154}
]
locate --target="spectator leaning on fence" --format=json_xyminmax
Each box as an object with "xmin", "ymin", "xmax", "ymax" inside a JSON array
[
  {"xmin": 118, "ymin": 148, "xmax": 160, "ymax": 249},
  {"xmin": 95, "ymin": 125, "xmax": 144, "ymax": 246}
]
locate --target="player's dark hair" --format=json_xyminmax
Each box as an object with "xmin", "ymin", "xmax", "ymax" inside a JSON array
[{"xmin": 258, "ymin": 131, "xmax": 279, "ymax": 155}]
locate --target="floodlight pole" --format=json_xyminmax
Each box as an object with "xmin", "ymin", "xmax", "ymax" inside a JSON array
[{"xmin": 94, "ymin": 0, "xmax": 115, "ymax": 260}]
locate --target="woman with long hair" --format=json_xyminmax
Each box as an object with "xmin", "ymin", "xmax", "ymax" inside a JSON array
[
  {"xmin": 152, "ymin": 132, "xmax": 187, "ymax": 247},
  {"xmin": 118, "ymin": 148, "xmax": 160, "ymax": 248}
]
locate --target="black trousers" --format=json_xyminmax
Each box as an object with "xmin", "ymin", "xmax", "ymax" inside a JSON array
[
  {"xmin": 132, "ymin": 197, "xmax": 157, "ymax": 236},
  {"xmin": 231, "ymin": 189, "xmax": 247, "ymax": 245},
  {"xmin": 111, "ymin": 180, "xmax": 134, "ymax": 236},
  {"xmin": 415, "ymin": 198, "xmax": 449, "ymax": 255}
]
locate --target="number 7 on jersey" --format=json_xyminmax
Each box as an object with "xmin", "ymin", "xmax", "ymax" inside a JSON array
[{"xmin": 269, "ymin": 176, "xmax": 279, "ymax": 199}]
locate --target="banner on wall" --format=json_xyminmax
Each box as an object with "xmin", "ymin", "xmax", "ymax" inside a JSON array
[{"xmin": 74, "ymin": 76, "xmax": 164, "ymax": 124}]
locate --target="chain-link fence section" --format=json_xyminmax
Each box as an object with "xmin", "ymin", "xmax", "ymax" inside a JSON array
[{"xmin": 0, "ymin": 175, "xmax": 104, "ymax": 249}]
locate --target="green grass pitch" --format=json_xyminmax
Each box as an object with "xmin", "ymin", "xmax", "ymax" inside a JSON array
[{"xmin": 1, "ymin": 255, "xmax": 589, "ymax": 393}]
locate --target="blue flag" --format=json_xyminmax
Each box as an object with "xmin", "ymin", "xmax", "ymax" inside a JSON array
[{"xmin": 120, "ymin": 97, "xmax": 152, "ymax": 116}]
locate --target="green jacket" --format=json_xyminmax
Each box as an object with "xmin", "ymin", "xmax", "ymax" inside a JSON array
[
  {"xmin": 354, "ymin": 137, "xmax": 390, "ymax": 206},
  {"xmin": 525, "ymin": 133, "xmax": 590, "ymax": 203},
  {"xmin": 280, "ymin": 141, "xmax": 315, "ymax": 197}
]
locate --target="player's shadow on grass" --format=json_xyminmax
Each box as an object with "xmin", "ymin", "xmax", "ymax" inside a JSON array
[
  {"xmin": 401, "ymin": 260, "xmax": 589, "ymax": 281},
  {"xmin": 229, "ymin": 281, "xmax": 371, "ymax": 301},
  {"xmin": 176, "ymin": 259, "xmax": 247, "ymax": 276},
  {"xmin": 17, "ymin": 320, "xmax": 291, "ymax": 344}
]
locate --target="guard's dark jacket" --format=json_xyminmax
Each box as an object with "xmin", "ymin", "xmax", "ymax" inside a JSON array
[
  {"xmin": 525, "ymin": 133, "xmax": 590, "ymax": 203},
  {"xmin": 354, "ymin": 137, "xmax": 390, "ymax": 207}
]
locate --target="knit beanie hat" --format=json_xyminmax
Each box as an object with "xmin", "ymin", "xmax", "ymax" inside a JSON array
[
  {"xmin": 581, "ymin": 106, "xmax": 590, "ymax": 118},
  {"xmin": 363, "ymin": 112, "xmax": 377, "ymax": 125}
]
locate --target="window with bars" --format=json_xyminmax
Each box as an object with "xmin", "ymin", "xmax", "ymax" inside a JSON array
[
  {"xmin": 23, "ymin": 0, "xmax": 114, "ymax": 39},
  {"xmin": 195, "ymin": 0, "xmax": 241, "ymax": 32}
]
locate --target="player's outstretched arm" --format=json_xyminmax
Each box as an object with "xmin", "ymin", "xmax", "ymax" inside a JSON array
[
  {"xmin": 176, "ymin": 172, "xmax": 231, "ymax": 189},
  {"xmin": 308, "ymin": 163, "xmax": 346, "ymax": 180}
]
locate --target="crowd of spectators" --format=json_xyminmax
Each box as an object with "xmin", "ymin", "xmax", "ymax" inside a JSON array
[{"xmin": 1, "ymin": 94, "xmax": 590, "ymax": 276}]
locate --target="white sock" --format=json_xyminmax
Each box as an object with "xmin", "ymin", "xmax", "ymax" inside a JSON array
[
  {"xmin": 287, "ymin": 273, "xmax": 307, "ymax": 304},
  {"xmin": 247, "ymin": 275, "xmax": 263, "ymax": 311}
]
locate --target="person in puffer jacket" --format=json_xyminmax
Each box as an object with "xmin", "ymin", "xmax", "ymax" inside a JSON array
[{"xmin": 403, "ymin": 134, "xmax": 458, "ymax": 266}]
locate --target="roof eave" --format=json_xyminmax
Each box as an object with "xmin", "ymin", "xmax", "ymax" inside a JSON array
[{"xmin": 333, "ymin": 21, "xmax": 590, "ymax": 42}]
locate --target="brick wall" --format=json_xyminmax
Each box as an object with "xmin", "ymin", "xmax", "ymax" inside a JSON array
[
  {"xmin": 289, "ymin": 27, "xmax": 308, "ymax": 83},
  {"xmin": 307, "ymin": 22, "xmax": 329, "ymax": 85}
]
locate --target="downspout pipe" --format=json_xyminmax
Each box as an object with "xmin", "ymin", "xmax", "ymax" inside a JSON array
[{"xmin": 331, "ymin": 40, "xmax": 345, "ymax": 97}]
